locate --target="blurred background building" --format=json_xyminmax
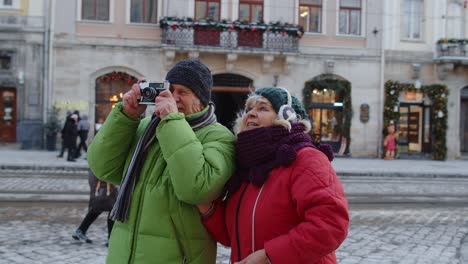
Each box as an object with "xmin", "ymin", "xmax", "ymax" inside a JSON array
[{"xmin": 0, "ymin": 0, "xmax": 466, "ymax": 160}]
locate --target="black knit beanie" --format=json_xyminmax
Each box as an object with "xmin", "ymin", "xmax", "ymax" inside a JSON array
[
  {"xmin": 165, "ymin": 59, "xmax": 213, "ymax": 106},
  {"xmin": 254, "ymin": 87, "xmax": 309, "ymax": 120}
]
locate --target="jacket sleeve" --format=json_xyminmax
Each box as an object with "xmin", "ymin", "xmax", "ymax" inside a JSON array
[
  {"xmin": 87, "ymin": 103, "xmax": 141, "ymax": 185},
  {"xmin": 156, "ymin": 112, "xmax": 236, "ymax": 204},
  {"xmin": 264, "ymin": 148, "xmax": 349, "ymax": 263},
  {"xmin": 202, "ymin": 199, "xmax": 231, "ymax": 246}
]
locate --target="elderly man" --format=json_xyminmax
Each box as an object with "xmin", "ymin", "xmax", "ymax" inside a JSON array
[{"xmin": 87, "ymin": 59, "xmax": 236, "ymax": 264}]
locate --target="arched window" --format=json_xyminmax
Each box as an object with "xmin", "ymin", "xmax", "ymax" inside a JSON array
[{"xmin": 95, "ymin": 72, "xmax": 137, "ymax": 130}]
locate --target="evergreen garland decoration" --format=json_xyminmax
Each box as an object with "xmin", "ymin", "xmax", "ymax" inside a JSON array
[
  {"xmin": 159, "ymin": 17, "xmax": 305, "ymax": 38},
  {"xmin": 303, "ymin": 75, "xmax": 352, "ymax": 154},
  {"xmin": 384, "ymin": 81, "xmax": 448, "ymax": 160},
  {"xmin": 96, "ymin": 71, "xmax": 138, "ymax": 84}
]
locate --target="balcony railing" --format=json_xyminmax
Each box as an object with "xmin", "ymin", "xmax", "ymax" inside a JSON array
[
  {"xmin": 159, "ymin": 17, "xmax": 304, "ymax": 53},
  {"xmin": 435, "ymin": 39, "xmax": 468, "ymax": 63},
  {"xmin": 0, "ymin": 16, "xmax": 44, "ymax": 30},
  {"xmin": 162, "ymin": 28, "xmax": 299, "ymax": 52}
]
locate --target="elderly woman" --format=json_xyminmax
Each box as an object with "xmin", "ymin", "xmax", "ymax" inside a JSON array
[{"xmin": 198, "ymin": 87, "xmax": 349, "ymax": 264}]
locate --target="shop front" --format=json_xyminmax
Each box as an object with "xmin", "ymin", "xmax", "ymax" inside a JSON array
[
  {"xmin": 303, "ymin": 74, "xmax": 352, "ymax": 155},
  {"xmin": 384, "ymin": 81, "xmax": 448, "ymax": 160},
  {"xmin": 94, "ymin": 72, "xmax": 137, "ymax": 132}
]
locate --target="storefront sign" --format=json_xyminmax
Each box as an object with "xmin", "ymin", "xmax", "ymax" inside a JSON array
[{"xmin": 360, "ymin": 103, "xmax": 369, "ymax": 123}]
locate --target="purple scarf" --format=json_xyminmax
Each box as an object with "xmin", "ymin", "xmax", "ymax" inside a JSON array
[{"xmin": 227, "ymin": 123, "xmax": 313, "ymax": 195}]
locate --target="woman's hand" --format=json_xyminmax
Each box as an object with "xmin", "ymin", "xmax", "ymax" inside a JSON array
[
  {"xmin": 122, "ymin": 79, "xmax": 147, "ymax": 119},
  {"xmin": 196, "ymin": 202, "xmax": 213, "ymax": 215},
  {"xmin": 234, "ymin": 249, "xmax": 269, "ymax": 264}
]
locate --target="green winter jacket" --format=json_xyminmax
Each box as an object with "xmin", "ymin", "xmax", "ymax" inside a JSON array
[{"xmin": 87, "ymin": 103, "xmax": 236, "ymax": 264}]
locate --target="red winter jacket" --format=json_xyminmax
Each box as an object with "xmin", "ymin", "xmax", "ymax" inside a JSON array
[{"xmin": 203, "ymin": 147, "xmax": 349, "ymax": 263}]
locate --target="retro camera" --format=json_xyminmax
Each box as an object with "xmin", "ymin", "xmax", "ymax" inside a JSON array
[{"xmin": 138, "ymin": 81, "xmax": 170, "ymax": 105}]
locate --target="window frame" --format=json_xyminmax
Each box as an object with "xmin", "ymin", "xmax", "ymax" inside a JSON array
[
  {"xmin": 401, "ymin": 0, "xmax": 424, "ymax": 41},
  {"xmin": 238, "ymin": 0, "xmax": 264, "ymax": 22},
  {"xmin": 0, "ymin": 0, "xmax": 19, "ymax": 9},
  {"xmin": 78, "ymin": 0, "xmax": 113, "ymax": 22},
  {"xmin": 129, "ymin": 0, "xmax": 158, "ymax": 24},
  {"xmin": 299, "ymin": 0, "xmax": 323, "ymax": 34},
  {"xmin": 195, "ymin": 0, "xmax": 221, "ymax": 20},
  {"xmin": 337, "ymin": 0, "xmax": 362, "ymax": 36},
  {"xmin": 446, "ymin": 1, "xmax": 464, "ymax": 39}
]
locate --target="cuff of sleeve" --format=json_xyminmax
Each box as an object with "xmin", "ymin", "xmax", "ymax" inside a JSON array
[
  {"xmin": 113, "ymin": 103, "xmax": 141, "ymax": 123},
  {"xmin": 161, "ymin": 112, "xmax": 185, "ymax": 122}
]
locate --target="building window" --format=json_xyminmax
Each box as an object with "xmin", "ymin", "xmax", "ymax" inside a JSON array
[
  {"xmin": 446, "ymin": 2, "xmax": 463, "ymax": 39},
  {"xmin": 299, "ymin": 0, "xmax": 322, "ymax": 33},
  {"xmin": 239, "ymin": 0, "xmax": 263, "ymax": 22},
  {"xmin": 339, "ymin": 0, "xmax": 361, "ymax": 35},
  {"xmin": 0, "ymin": 0, "xmax": 18, "ymax": 8},
  {"xmin": 130, "ymin": 0, "xmax": 157, "ymax": 24},
  {"xmin": 82, "ymin": 0, "xmax": 110, "ymax": 21},
  {"xmin": 195, "ymin": 0, "xmax": 220, "ymax": 20},
  {"xmin": 0, "ymin": 55, "xmax": 11, "ymax": 70},
  {"xmin": 402, "ymin": 0, "xmax": 423, "ymax": 40}
]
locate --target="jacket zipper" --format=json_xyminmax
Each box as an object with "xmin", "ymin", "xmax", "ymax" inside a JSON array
[{"xmin": 235, "ymin": 183, "xmax": 249, "ymax": 261}]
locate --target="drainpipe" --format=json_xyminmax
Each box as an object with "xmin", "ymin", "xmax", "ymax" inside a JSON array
[
  {"xmin": 43, "ymin": 0, "xmax": 50, "ymax": 133},
  {"xmin": 377, "ymin": 2, "xmax": 386, "ymax": 158}
]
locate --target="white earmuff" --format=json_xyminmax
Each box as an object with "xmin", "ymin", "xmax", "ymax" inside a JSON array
[{"xmin": 277, "ymin": 87, "xmax": 297, "ymax": 121}]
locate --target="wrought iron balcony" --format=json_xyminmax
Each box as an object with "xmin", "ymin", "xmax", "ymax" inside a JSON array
[
  {"xmin": 435, "ymin": 40, "xmax": 468, "ymax": 63},
  {"xmin": 159, "ymin": 18, "xmax": 303, "ymax": 53},
  {"xmin": 161, "ymin": 28, "xmax": 300, "ymax": 52}
]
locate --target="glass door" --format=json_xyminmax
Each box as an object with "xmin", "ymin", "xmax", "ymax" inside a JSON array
[
  {"xmin": 0, "ymin": 88, "xmax": 16, "ymax": 142},
  {"xmin": 398, "ymin": 102, "xmax": 431, "ymax": 154},
  {"xmin": 309, "ymin": 105, "xmax": 343, "ymax": 153}
]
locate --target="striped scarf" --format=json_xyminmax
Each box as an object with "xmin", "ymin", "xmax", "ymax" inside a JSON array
[{"xmin": 110, "ymin": 103, "xmax": 217, "ymax": 222}]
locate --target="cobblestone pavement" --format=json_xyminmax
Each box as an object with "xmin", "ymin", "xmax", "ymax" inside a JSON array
[{"xmin": 1, "ymin": 203, "xmax": 468, "ymax": 264}]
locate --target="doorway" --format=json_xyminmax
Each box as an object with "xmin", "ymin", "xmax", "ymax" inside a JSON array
[
  {"xmin": 309, "ymin": 104, "xmax": 343, "ymax": 153},
  {"xmin": 461, "ymin": 87, "xmax": 468, "ymax": 153},
  {"xmin": 0, "ymin": 88, "xmax": 16, "ymax": 142},
  {"xmin": 397, "ymin": 102, "xmax": 432, "ymax": 155},
  {"xmin": 212, "ymin": 74, "xmax": 253, "ymax": 132}
]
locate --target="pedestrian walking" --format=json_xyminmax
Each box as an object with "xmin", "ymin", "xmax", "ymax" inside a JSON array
[
  {"xmin": 76, "ymin": 114, "xmax": 90, "ymax": 158},
  {"xmin": 63, "ymin": 114, "xmax": 78, "ymax": 162},
  {"xmin": 57, "ymin": 110, "xmax": 71, "ymax": 158},
  {"xmin": 87, "ymin": 59, "xmax": 236, "ymax": 264},
  {"xmin": 72, "ymin": 169, "xmax": 117, "ymax": 245},
  {"xmin": 197, "ymin": 87, "xmax": 349, "ymax": 263}
]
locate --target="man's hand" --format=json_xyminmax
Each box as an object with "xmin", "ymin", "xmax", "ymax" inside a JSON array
[
  {"xmin": 155, "ymin": 90, "xmax": 178, "ymax": 118},
  {"xmin": 235, "ymin": 249, "xmax": 269, "ymax": 264},
  {"xmin": 122, "ymin": 80, "xmax": 147, "ymax": 119}
]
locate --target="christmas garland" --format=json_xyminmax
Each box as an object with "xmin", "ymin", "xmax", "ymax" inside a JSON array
[
  {"xmin": 384, "ymin": 81, "xmax": 448, "ymax": 160},
  {"xmin": 159, "ymin": 17, "xmax": 304, "ymax": 38},
  {"xmin": 96, "ymin": 71, "xmax": 138, "ymax": 84},
  {"xmin": 303, "ymin": 75, "xmax": 352, "ymax": 154}
]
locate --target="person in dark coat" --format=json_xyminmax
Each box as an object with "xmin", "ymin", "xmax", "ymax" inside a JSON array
[
  {"xmin": 72, "ymin": 169, "xmax": 117, "ymax": 244},
  {"xmin": 76, "ymin": 114, "xmax": 90, "ymax": 158},
  {"xmin": 63, "ymin": 114, "xmax": 78, "ymax": 162},
  {"xmin": 197, "ymin": 87, "xmax": 349, "ymax": 263},
  {"xmin": 57, "ymin": 110, "xmax": 72, "ymax": 158}
]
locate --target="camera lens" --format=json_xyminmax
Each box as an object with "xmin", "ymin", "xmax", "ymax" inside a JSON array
[{"xmin": 142, "ymin": 87, "xmax": 157, "ymax": 101}]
